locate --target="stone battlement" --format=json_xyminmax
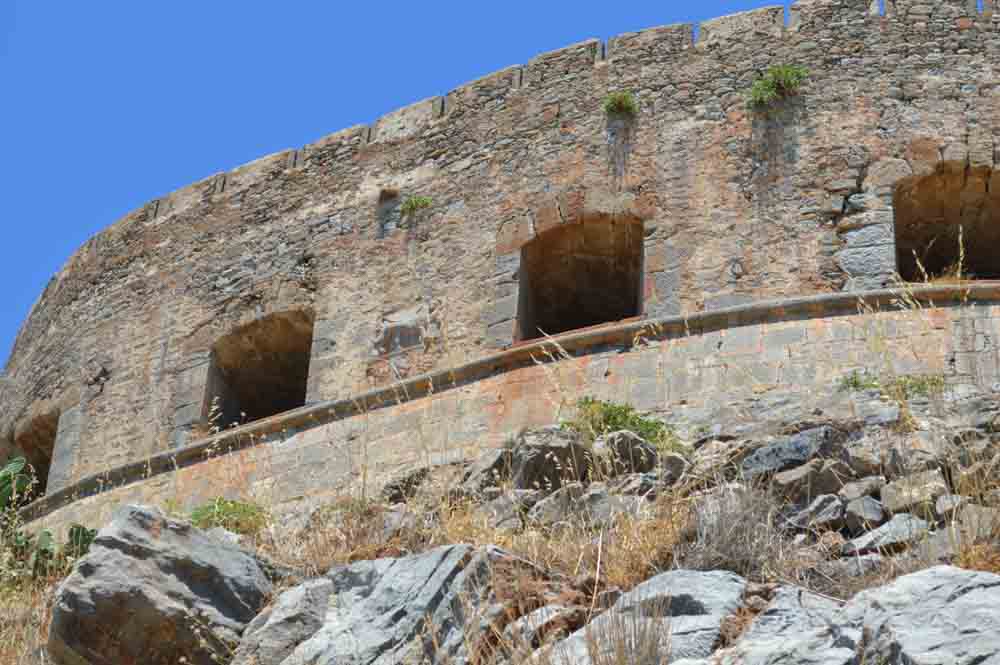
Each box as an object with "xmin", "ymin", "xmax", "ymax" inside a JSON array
[{"xmin": 6, "ymin": 0, "xmax": 1000, "ymax": 528}]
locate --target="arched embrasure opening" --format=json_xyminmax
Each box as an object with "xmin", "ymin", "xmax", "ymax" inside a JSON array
[
  {"xmin": 894, "ymin": 162, "xmax": 1000, "ymax": 282},
  {"xmin": 14, "ymin": 411, "xmax": 59, "ymax": 497},
  {"xmin": 206, "ymin": 310, "xmax": 315, "ymax": 427},
  {"xmin": 518, "ymin": 216, "xmax": 643, "ymax": 341}
]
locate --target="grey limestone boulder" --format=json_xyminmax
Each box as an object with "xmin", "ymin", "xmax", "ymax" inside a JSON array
[
  {"xmin": 717, "ymin": 585, "xmax": 852, "ymax": 665},
  {"xmin": 593, "ymin": 430, "xmax": 658, "ymax": 476},
  {"xmin": 527, "ymin": 483, "xmax": 644, "ymax": 529},
  {"xmin": 880, "ymin": 468, "xmax": 948, "ymax": 517},
  {"xmin": 838, "ymin": 475, "xmax": 885, "ymax": 502},
  {"xmin": 773, "ymin": 459, "xmax": 853, "ymax": 503},
  {"xmin": 461, "ymin": 427, "xmax": 590, "ymax": 495},
  {"xmin": 844, "ymin": 566, "xmax": 1000, "ymax": 665},
  {"xmin": 842, "ymin": 513, "xmax": 929, "ymax": 556},
  {"xmin": 741, "ymin": 426, "xmax": 844, "ymax": 477},
  {"xmin": 547, "ymin": 570, "xmax": 746, "ymax": 663},
  {"xmin": 48, "ymin": 504, "xmax": 274, "ymax": 665},
  {"xmin": 845, "ymin": 496, "xmax": 886, "ymax": 535},
  {"xmin": 234, "ymin": 544, "xmax": 535, "ymax": 665},
  {"xmin": 478, "ymin": 489, "xmax": 542, "ymax": 531},
  {"xmin": 717, "ymin": 567, "xmax": 1000, "ymax": 665},
  {"xmin": 788, "ymin": 494, "xmax": 846, "ymax": 531}
]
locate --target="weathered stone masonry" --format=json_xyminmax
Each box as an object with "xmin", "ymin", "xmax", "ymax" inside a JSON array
[{"xmin": 6, "ymin": 0, "xmax": 1000, "ymax": 525}]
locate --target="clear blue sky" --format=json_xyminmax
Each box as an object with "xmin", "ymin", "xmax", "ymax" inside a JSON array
[{"xmin": 0, "ymin": 0, "xmax": 782, "ymax": 368}]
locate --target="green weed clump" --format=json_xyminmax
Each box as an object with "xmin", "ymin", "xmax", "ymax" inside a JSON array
[
  {"xmin": 603, "ymin": 91, "xmax": 638, "ymax": 117},
  {"xmin": 190, "ymin": 498, "xmax": 269, "ymax": 536},
  {"xmin": 838, "ymin": 371, "xmax": 880, "ymax": 393},
  {"xmin": 838, "ymin": 371, "xmax": 945, "ymax": 400},
  {"xmin": 563, "ymin": 397, "xmax": 681, "ymax": 453},
  {"xmin": 400, "ymin": 196, "xmax": 433, "ymax": 217},
  {"xmin": 0, "ymin": 459, "xmax": 32, "ymax": 512},
  {"xmin": 746, "ymin": 65, "xmax": 809, "ymax": 109},
  {"xmin": 882, "ymin": 374, "xmax": 946, "ymax": 400}
]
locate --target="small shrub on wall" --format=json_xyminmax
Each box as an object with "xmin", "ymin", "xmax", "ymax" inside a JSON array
[
  {"xmin": 562, "ymin": 397, "xmax": 681, "ymax": 453},
  {"xmin": 603, "ymin": 91, "xmax": 638, "ymax": 117},
  {"xmin": 190, "ymin": 497, "xmax": 269, "ymax": 536},
  {"xmin": 400, "ymin": 195, "xmax": 433, "ymax": 217},
  {"xmin": 746, "ymin": 64, "xmax": 808, "ymax": 110}
]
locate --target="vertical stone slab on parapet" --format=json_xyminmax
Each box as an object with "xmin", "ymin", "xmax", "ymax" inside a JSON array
[
  {"xmin": 522, "ymin": 39, "xmax": 601, "ymax": 87},
  {"xmin": 885, "ymin": 0, "xmax": 976, "ymax": 20},
  {"xmin": 152, "ymin": 173, "xmax": 226, "ymax": 223},
  {"xmin": 644, "ymin": 240, "xmax": 683, "ymax": 319},
  {"xmin": 306, "ymin": 317, "xmax": 343, "ymax": 404},
  {"xmin": 46, "ymin": 407, "xmax": 82, "ymax": 494},
  {"xmin": 697, "ymin": 6, "xmax": 786, "ymax": 50},
  {"xmin": 789, "ymin": 0, "xmax": 875, "ymax": 33},
  {"xmin": 446, "ymin": 66, "xmax": 522, "ymax": 116},
  {"xmin": 484, "ymin": 252, "xmax": 521, "ymax": 349},
  {"xmin": 370, "ymin": 97, "xmax": 440, "ymax": 144},
  {"xmin": 606, "ymin": 24, "xmax": 693, "ymax": 78},
  {"xmin": 224, "ymin": 149, "xmax": 296, "ymax": 193},
  {"xmin": 299, "ymin": 125, "xmax": 368, "ymax": 170},
  {"xmin": 169, "ymin": 352, "xmax": 213, "ymax": 449}
]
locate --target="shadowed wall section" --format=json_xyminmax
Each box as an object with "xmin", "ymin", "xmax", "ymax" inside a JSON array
[
  {"xmin": 894, "ymin": 162, "xmax": 1000, "ymax": 282},
  {"xmin": 519, "ymin": 217, "xmax": 643, "ymax": 340},
  {"xmin": 207, "ymin": 311, "xmax": 315, "ymax": 427}
]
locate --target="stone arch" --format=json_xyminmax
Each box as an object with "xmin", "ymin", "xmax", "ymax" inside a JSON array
[
  {"xmin": 204, "ymin": 309, "xmax": 316, "ymax": 427},
  {"xmin": 517, "ymin": 214, "xmax": 644, "ymax": 341},
  {"xmin": 14, "ymin": 409, "xmax": 60, "ymax": 497},
  {"xmin": 894, "ymin": 161, "xmax": 1000, "ymax": 282}
]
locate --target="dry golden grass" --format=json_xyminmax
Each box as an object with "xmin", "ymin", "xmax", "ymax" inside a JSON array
[
  {"xmin": 956, "ymin": 542, "xmax": 1000, "ymax": 575},
  {"xmin": 431, "ymin": 495, "xmax": 689, "ymax": 594},
  {"xmin": 0, "ymin": 578, "xmax": 59, "ymax": 663},
  {"xmin": 258, "ymin": 489, "xmax": 691, "ymax": 599}
]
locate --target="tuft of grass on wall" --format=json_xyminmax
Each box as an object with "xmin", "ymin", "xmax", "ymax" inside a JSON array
[
  {"xmin": 562, "ymin": 397, "xmax": 681, "ymax": 454},
  {"xmin": 746, "ymin": 65, "xmax": 809, "ymax": 110},
  {"xmin": 838, "ymin": 371, "xmax": 881, "ymax": 393},
  {"xmin": 400, "ymin": 196, "xmax": 433, "ymax": 217},
  {"xmin": 603, "ymin": 91, "xmax": 638, "ymax": 117},
  {"xmin": 882, "ymin": 374, "xmax": 946, "ymax": 400},
  {"xmin": 838, "ymin": 371, "xmax": 945, "ymax": 400},
  {"xmin": 190, "ymin": 497, "xmax": 269, "ymax": 536}
]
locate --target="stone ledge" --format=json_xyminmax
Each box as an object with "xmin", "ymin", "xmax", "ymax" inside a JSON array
[{"xmin": 20, "ymin": 282, "xmax": 1000, "ymax": 524}]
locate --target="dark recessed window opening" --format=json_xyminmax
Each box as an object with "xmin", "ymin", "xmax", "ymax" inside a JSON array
[
  {"xmin": 15, "ymin": 411, "xmax": 59, "ymax": 497},
  {"xmin": 206, "ymin": 310, "xmax": 315, "ymax": 427},
  {"xmin": 518, "ymin": 217, "xmax": 643, "ymax": 341},
  {"xmin": 377, "ymin": 189, "xmax": 402, "ymax": 239},
  {"xmin": 895, "ymin": 163, "xmax": 1000, "ymax": 282}
]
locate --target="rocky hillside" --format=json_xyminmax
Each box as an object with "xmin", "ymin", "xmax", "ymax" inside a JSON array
[{"xmin": 21, "ymin": 386, "xmax": 1000, "ymax": 663}]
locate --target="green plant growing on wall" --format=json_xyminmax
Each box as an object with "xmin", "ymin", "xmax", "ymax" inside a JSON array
[
  {"xmin": 746, "ymin": 65, "xmax": 809, "ymax": 110},
  {"xmin": 837, "ymin": 371, "xmax": 880, "ymax": 393},
  {"xmin": 400, "ymin": 196, "xmax": 433, "ymax": 217},
  {"xmin": 603, "ymin": 91, "xmax": 638, "ymax": 117},
  {"xmin": 190, "ymin": 497, "xmax": 269, "ymax": 536},
  {"xmin": 562, "ymin": 397, "xmax": 682, "ymax": 454},
  {"xmin": 0, "ymin": 458, "xmax": 33, "ymax": 512},
  {"xmin": 838, "ymin": 371, "xmax": 945, "ymax": 400}
]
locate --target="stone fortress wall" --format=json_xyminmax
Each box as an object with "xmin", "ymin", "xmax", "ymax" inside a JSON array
[{"xmin": 6, "ymin": 0, "xmax": 1000, "ymax": 531}]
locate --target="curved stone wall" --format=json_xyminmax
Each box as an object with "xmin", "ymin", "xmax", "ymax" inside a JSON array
[
  {"xmin": 25, "ymin": 286, "xmax": 1000, "ymax": 536},
  {"xmin": 6, "ymin": 0, "xmax": 1000, "ymax": 510}
]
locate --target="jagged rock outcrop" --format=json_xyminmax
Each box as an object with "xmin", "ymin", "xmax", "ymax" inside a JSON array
[
  {"xmin": 717, "ymin": 567, "xmax": 1000, "ymax": 665},
  {"xmin": 546, "ymin": 570, "xmax": 747, "ymax": 663},
  {"xmin": 40, "ymin": 402, "xmax": 1000, "ymax": 665},
  {"xmin": 234, "ymin": 544, "xmax": 540, "ymax": 665},
  {"xmin": 48, "ymin": 505, "xmax": 275, "ymax": 665}
]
